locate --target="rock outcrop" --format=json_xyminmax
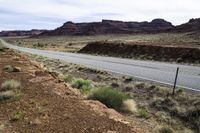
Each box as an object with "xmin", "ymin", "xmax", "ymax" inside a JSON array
[
  {"xmin": 172, "ymin": 18, "xmax": 200, "ymax": 32},
  {"xmin": 39, "ymin": 19, "xmax": 173, "ymax": 36}
]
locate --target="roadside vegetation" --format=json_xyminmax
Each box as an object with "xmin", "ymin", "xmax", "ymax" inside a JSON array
[
  {"xmin": 72, "ymin": 78, "xmax": 93, "ymax": 95},
  {"xmin": 88, "ymin": 87, "xmax": 129, "ymax": 111},
  {"xmin": 68, "ymin": 77, "xmax": 136, "ymax": 113},
  {"xmin": 0, "ymin": 48, "xmax": 137, "ymax": 133},
  {"xmin": 29, "ymin": 53, "xmax": 200, "ymax": 133}
]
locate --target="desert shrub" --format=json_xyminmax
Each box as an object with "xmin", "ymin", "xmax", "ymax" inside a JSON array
[
  {"xmin": 11, "ymin": 90, "xmax": 22, "ymax": 101},
  {"xmin": 111, "ymin": 82, "xmax": 119, "ymax": 88},
  {"xmin": 149, "ymin": 85, "xmax": 157, "ymax": 90},
  {"xmin": 151, "ymin": 97, "xmax": 178, "ymax": 111},
  {"xmin": 138, "ymin": 107, "xmax": 149, "ymax": 118},
  {"xmin": 0, "ymin": 42, "xmax": 5, "ymax": 52},
  {"xmin": 64, "ymin": 75, "xmax": 74, "ymax": 83},
  {"xmin": 183, "ymin": 107, "xmax": 200, "ymax": 131},
  {"xmin": 33, "ymin": 43, "xmax": 45, "ymax": 47},
  {"xmin": 158, "ymin": 126, "xmax": 174, "ymax": 133},
  {"xmin": 72, "ymin": 78, "xmax": 92, "ymax": 94},
  {"xmin": 10, "ymin": 111, "xmax": 24, "ymax": 121},
  {"xmin": 124, "ymin": 76, "xmax": 133, "ymax": 82},
  {"xmin": 135, "ymin": 82, "xmax": 146, "ymax": 89},
  {"xmin": 176, "ymin": 88, "xmax": 184, "ymax": 95},
  {"xmin": 123, "ymin": 85, "xmax": 133, "ymax": 92},
  {"xmin": 176, "ymin": 57, "xmax": 183, "ymax": 63},
  {"xmin": 0, "ymin": 90, "xmax": 15, "ymax": 101},
  {"xmin": 88, "ymin": 87, "xmax": 129, "ymax": 110},
  {"xmin": 0, "ymin": 46, "xmax": 5, "ymax": 52},
  {"xmin": 1, "ymin": 80, "xmax": 21, "ymax": 91}
]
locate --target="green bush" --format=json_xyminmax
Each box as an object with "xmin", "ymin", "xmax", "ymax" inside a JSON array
[
  {"xmin": 10, "ymin": 111, "xmax": 24, "ymax": 121},
  {"xmin": 72, "ymin": 78, "xmax": 92, "ymax": 94},
  {"xmin": 176, "ymin": 88, "xmax": 184, "ymax": 94},
  {"xmin": 88, "ymin": 87, "xmax": 129, "ymax": 110},
  {"xmin": 158, "ymin": 126, "xmax": 174, "ymax": 133},
  {"xmin": 138, "ymin": 107, "xmax": 149, "ymax": 118},
  {"xmin": 64, "ymin": 75, "xmax": 74, "ymax": 83}
]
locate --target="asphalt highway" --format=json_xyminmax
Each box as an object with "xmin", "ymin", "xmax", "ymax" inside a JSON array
[{"xmin": 1, "ymin": 39, "xmax": 200, "ymax": 91}]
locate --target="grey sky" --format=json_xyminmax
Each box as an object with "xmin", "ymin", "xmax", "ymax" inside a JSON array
[{"xmin": 0, "ymin": 0, "xmax": 200, "ymax": 30}]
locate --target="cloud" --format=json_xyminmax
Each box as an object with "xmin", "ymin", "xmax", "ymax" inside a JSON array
[{"xmin": 0, "ymin": 0, "xmax": 200, "ymax": 30}]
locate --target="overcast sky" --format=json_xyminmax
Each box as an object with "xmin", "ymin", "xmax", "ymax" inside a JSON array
[{"xmin": 0, "ymin": 0, "xmax": 200, "ymax": 31}]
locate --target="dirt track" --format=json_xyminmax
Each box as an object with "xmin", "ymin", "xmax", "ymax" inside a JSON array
[{"xmin": 0, "ymin": 49, "xmax": 148, "ymax": 133}]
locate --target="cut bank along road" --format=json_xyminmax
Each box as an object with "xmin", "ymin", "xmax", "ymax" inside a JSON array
[{"xmin": 1, "ymin": 39, "xmax": 200, "ymax": 91}]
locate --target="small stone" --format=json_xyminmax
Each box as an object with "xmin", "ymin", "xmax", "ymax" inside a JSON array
[
  {"xmin": 107, "ymin": 131, "xmax": 118, "ymax": 133},
  {"xmin": 30, "ymin": 118, "xmax": 42, "ymax": 126},
  {"xmin": 13, "ymin": 67, "xmax": 21, "ymax": 72}
]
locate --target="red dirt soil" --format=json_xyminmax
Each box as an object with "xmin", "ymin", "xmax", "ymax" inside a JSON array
[{"xmin": 0, "ymin": 49, "xmax": 147, "ymax": 133}]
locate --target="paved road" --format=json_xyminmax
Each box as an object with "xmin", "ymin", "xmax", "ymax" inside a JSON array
[{"xmin": 1, "ymin": 39, "xmax": 200, "ymax": 91}]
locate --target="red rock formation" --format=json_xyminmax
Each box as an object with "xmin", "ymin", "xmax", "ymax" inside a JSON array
[{"xmin": 39, "ymin": 19, "xmax": 173, "ymax": 36}]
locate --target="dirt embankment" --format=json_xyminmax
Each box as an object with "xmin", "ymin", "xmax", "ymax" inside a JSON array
[
  {"xmin": 0, "ymin": 49, "xmax": 144, "ymax": 133},
  {"xmin": 79, "ymin": 41, "xmax": 200, "ymax": 64}
]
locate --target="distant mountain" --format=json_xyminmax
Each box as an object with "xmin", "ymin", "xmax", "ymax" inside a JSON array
[
  {"xmin": 0, "ymin": 29, "xmax": 47, "ymax": 37},
  {"xmin": 172, "ymin": 18, "xmax": 200, "ymax": 32},
  {"xmin": 1, "ymin": 18, "xmax": 200, "ymax": 37},
  {"xmin": 39, "ymin": 19, "xmax": 173, "ymax": 36}
]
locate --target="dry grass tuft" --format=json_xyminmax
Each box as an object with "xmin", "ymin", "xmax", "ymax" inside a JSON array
[
  {"xmin": 0, "ymin": 90, "xmax": 15, "ymax": 101},
  {"xmin": 122, "ymin": 99, "xmax": 137, "ymax": 113},
  {"xmin": 1, "ymin": 80, "xmax": 21, "ymax": 91}
]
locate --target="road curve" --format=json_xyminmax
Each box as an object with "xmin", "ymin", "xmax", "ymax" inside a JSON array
[{"xmin": 1, "ymin": 39, "xmax": 200, "ymax": 91}]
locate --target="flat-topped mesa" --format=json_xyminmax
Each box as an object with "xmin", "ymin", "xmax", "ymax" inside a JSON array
[{"xmin": 39, "ymin": 19, "xmax": 174, "ymax": 36}]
